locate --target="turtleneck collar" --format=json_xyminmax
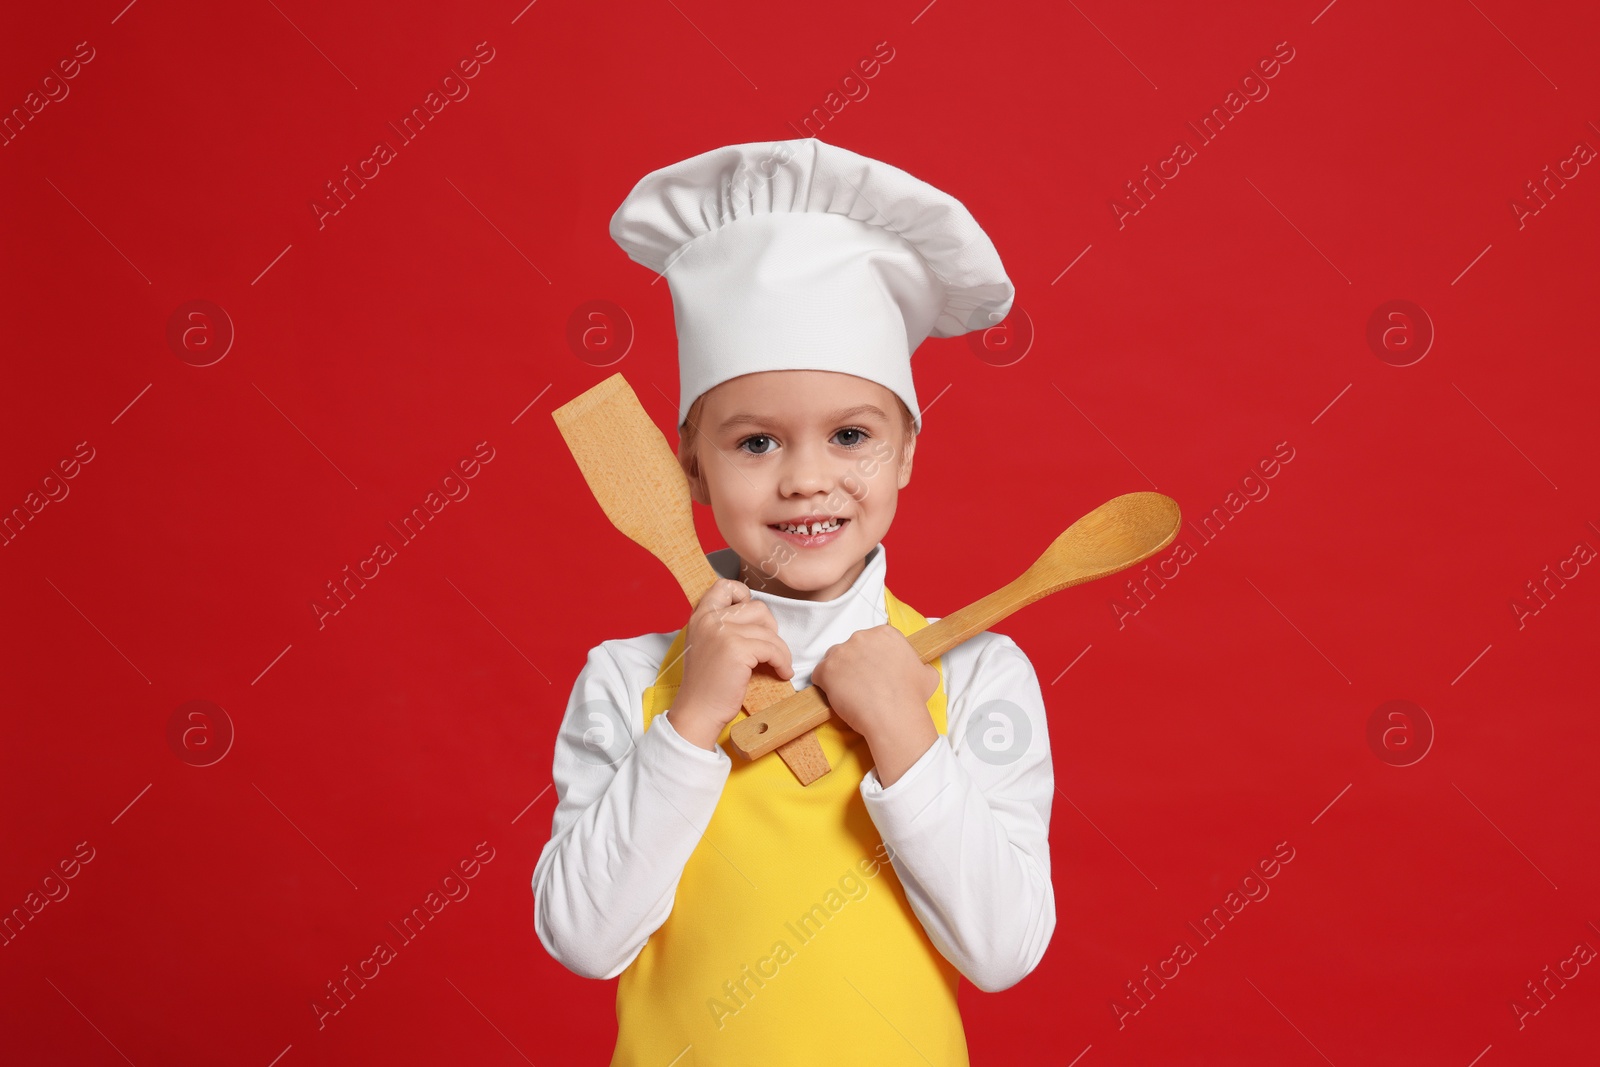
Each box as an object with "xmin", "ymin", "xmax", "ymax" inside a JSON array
[{"xmin": 706, "ymin": 542, "xmax": 890, "ymax": 690}]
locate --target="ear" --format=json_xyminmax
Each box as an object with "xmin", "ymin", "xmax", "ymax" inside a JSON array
[
  {"xmin": 896, "ymin": 432, "xmax": 915, "ymax": 489},
  {"xmin": 681, "ymin": 451, "xmax": 710, "ymax": 505}
]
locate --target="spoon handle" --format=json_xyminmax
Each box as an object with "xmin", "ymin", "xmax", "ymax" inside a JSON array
[
  {"xmin": 727, "ymin": 577, "xmax": 1037, "ymax": 761},
  {"xmin": 727, "ymin": 490, "xmax": 1182, "ymax": 761}
]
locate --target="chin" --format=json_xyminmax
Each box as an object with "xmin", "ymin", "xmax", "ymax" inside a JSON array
[{"xmin": 743, "ymin": 554, "xmax": 823, "ymax": 589}]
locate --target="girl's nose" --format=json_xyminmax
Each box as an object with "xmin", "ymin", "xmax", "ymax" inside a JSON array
[{"xmin": 778, "ymin": 447, "xmax": 835, "ymax": 497}]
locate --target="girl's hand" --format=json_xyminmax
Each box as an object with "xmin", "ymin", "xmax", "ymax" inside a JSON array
[
  {"xmin": 811, "ymin": 625, "xmax": 940, "ymax": 750},
  {"xmin": 668, "ymin": 579, "xmax": 794, "ymax": 750}
]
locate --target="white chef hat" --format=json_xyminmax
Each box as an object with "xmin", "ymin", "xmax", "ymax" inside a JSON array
[{"xmin": 608, "ymin": 137, "xmax": 1014, "ymax": 435}]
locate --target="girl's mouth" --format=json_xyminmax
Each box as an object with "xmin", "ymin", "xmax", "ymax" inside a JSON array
[{"xmin": 768, "ymin": 517, "xmax": 848, "ymax": 547}]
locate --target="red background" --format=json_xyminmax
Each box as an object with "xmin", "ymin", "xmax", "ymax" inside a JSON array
[{"xmin": 3, "ymin": 1, "xmax": 1597, "ymax": 1064}]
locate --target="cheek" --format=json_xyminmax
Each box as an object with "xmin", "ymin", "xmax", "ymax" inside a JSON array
[
  {"xmin": 709, "ymin": 469, "xmax": 768, "ymax": 516},
  {"xmin": 857, "ymin": 463, "xmax": 900, "ymax": 502}
]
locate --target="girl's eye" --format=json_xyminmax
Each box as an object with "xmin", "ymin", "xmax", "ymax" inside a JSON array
[{"xmin": 736, "ymin": 428, "xmax": 871, "ymax": 455}]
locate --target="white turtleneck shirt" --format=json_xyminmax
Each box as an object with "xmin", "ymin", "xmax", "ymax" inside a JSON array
[{"xmin": 531, "ymin": 541, "xmax": 1056, "ymax": 994}]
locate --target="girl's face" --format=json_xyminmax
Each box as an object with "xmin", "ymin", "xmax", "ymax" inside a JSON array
[{"xmin": 684, "ymin": 370, "xmax": 914, "ymax": 602}]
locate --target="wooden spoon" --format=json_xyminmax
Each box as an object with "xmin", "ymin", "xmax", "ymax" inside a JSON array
[
  {"xmin": 727, "ymin": 491, "xmax": 1182, "ymax": 761},
  {"xmin": 551, "ymin": 372, "xmax": 833, "ymax": 784}
]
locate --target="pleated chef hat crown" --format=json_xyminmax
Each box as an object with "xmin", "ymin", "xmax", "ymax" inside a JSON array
[{"xmin": 608, "ymin": 137, "xmax": 1014, "ymax": 435}]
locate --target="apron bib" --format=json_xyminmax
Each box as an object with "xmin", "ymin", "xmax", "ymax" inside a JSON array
[{"xmin": 610, "ymin": 585, "xmax": 968, "ymax": 1066}]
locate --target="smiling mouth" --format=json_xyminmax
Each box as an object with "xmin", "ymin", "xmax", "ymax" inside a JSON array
[{"xmin": 769, "ymin": 517, "xmax": 848, "ymax": 536}]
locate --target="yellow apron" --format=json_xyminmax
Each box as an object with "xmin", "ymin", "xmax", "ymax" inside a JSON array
[{"xmin": 611, "ymin": 585, "xmax": 968, "ymax": 1066}]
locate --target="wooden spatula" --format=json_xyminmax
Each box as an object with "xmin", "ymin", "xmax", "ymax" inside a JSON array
[
  {"xmin": 728, "ymin": 491, "xmax": 1182, "ymax": 761},
  {"xmin": 551, "ymin": 372, "xmax": 834, "ymax": 785}
]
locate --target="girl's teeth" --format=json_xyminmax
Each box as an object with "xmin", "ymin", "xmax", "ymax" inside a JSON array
[{"xmin": 779, "ymin": 519, "xmax": 840, "ymax": 535}]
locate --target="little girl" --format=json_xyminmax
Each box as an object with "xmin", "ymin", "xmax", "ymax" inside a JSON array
[{"xmin": 533, "ymin": 137, "xmax": 1056, "ymax": 1066}]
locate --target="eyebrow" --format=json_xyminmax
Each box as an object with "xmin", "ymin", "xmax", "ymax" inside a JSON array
[{"xmin": 715, "ymin": 404, "xmax": 891, "ymax": 434}]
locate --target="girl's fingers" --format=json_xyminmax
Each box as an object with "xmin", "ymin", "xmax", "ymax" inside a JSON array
[
  {"xmin": 699, "ymin": 578, "xmax": 751, "ymax": 614},
  {"xmin": 691, "ymin": 583, "xmax": 793, "ymax": 677},
  {"xmin": 758, "ymin": 634, "xmax": 795, "ymax": 680},
  {"xmin": 713, "ymin": 624, "xmax": 794, "ymax": 680},
  {"xmin": 691, "ymin": 581, "xmax": 746, "ymax": 632}
]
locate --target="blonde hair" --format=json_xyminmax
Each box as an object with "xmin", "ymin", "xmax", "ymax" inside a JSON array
[{"xmin": 677, "ymin": 391, "xmax": 916, "ymax": 485}]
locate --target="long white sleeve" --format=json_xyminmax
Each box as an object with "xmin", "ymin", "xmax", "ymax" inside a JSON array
[
  {"xmin": 531, "ymin": 640, "xmax": 730, "ymax": 980},
  {"xmin": 859, "ymin": 627, "xmax": 1057, "ymax": 993}
]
